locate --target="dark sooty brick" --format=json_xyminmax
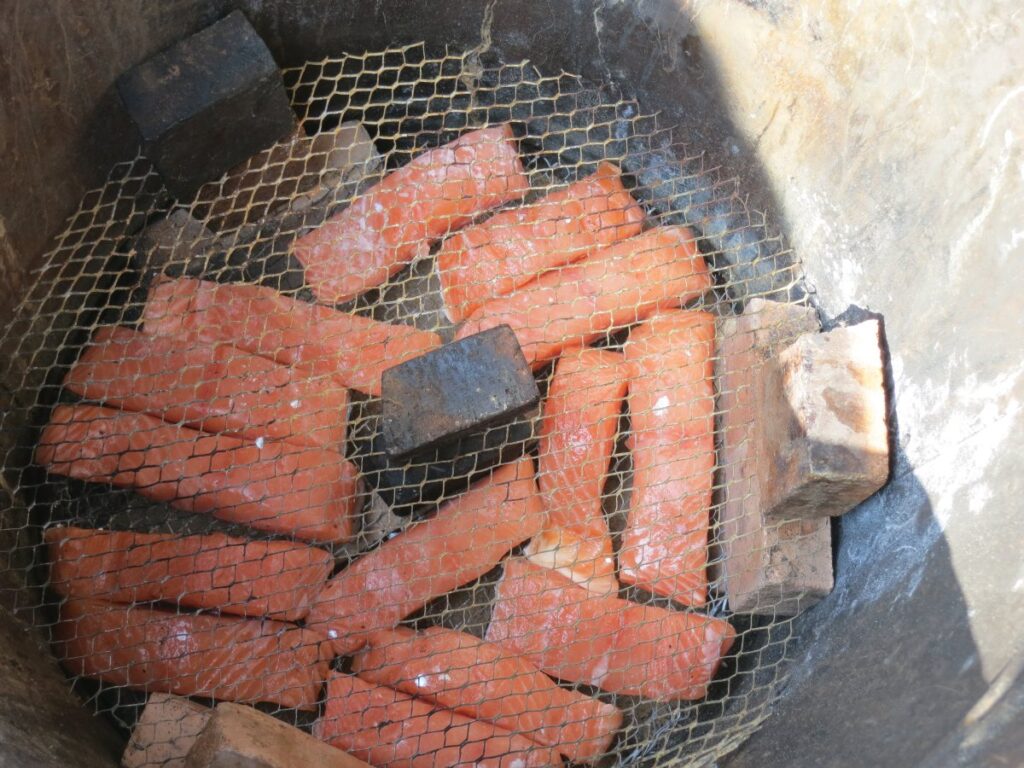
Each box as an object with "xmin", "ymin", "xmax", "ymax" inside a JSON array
[
  {"xmin": 117, "ymin": 11, "xmax": 296, "ymax": 199},
  {"xmin": 380, "ymin": 325, "xmax": 540, "ymax": 460}
]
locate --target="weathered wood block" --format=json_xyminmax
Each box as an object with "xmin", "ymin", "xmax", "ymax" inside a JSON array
[
  {"xmin": 381, "ymin": 325, "xmax": 540, "ymax": 459},
  {"xmin": 763, "ymin": 319, "xmax": 889, "ymax": 520},
  {"xmin": 122, "ymin": 693, "xmax": 211, "ymax": 768},
  {"xmin": 185, "ymin": 702, "xmax": 370, "ymax": 768},
  {"xmin": 716, "ymin": 299, "xmax": 834, "ymax": 616},
  {"xmin": 117, "ymin": 11, "xmax": 296, "ymax": 198}
]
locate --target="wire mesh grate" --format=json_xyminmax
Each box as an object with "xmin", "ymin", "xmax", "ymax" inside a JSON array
[{"xmin": 0, "ymin": 43, "xmax": 820, "ymax": 767}]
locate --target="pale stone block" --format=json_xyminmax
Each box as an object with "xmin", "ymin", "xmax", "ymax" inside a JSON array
[
  {"xmin": 716, "ymin": 299, "xmax": 834, "ymax": 616},
  {"xmin": 185, "ymin": 702, "xmax": 371, "ymax": 768},
  {"xmin": 122, "ymin": 693, "xmax": 211, "ymax": 768}
]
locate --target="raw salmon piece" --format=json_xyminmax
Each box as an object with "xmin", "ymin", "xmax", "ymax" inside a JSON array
[
  {"xmin": 523, "ymin": 348, "xmax": 626, "ymax": 596},
  {"xmin": 352, "ymin": 626, "xmax": 621, "ymax": 764},
  {"xmin": 438, "ymin": 162, "xmax": 645, "ymax": 323},
  {"xmin": 36, "ymin": 404, "xmax": 358, "ymax": 543},
  {"xmin": 292, "ymin": 125, "xmax": 529, "ymax": 304},
  {"xmin": 305, "ymin": 458, "xmax": 544, "ymax": 655},
  {"xmin": 64, "ymin": 325, "xmax": 348, "ymax": 451},
  {"xmin": 55, "ymin": 597, "xmax": 331, "ymax": 710},
  {"xmin": 621, "ymin": 310, "xmax": 716, "ymax": 605},
  {"xmin": 315, "ymin": 673, "xmax": 562, "ymax": 768},
  {"xmin": 456, "ymin": 226, "xmax": 709, "ymax": 369},
  {"xmin": 143, "ymin": 277, "xmax": 440, "ymax": 396},
  {"xmin": 45, "ymin": 525, "xmax": 333, "ymax": 621},
  {"xmin": 486, "ymin": 558, "xmax": 735, "ymax": 701}
]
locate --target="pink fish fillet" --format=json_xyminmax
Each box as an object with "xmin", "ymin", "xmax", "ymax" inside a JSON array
[
  {"xmin": 620, "ymin": 310, "xmax": 716, "ymax": 605},
  {"xmin": 351, "ymin": 626, "xmax": 621, "ymax": 763},
  {"xmin": 524, "ymin": 348, "xmax": 626, "ymax": 596},
  {"xmin": 315, "ymin": 673, "xmax": 562, "ymax": 768},
  {"xmin": 292, "ymin": 124, "xmax": 529, "ymax": 304},
  {"xmin": 142, "ymin": 277, "xmax": 440, "ymax": 396},
  {"xmin": 456, "ymin": 226, "xmax": 709, "ymax": 370},
  {"xmin": 486, "ymin": 558, "xmax": 735, "ymax": 701},
  {"xmin": 305, "ymin": 458, "xmax": 545, "ymax": 655}
]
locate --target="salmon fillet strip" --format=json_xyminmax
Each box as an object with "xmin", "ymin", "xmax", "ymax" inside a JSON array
[
  {"xmin": 438, "ymin": 162, "xmax": 644, "ymax": 323},
  {"xmin": 36, "ymin": 404, "xmax": 358, "ymax": 543},
  {"xmin": 621, "ymin": 310, "xmax": 717, "ymax": 605},
  {"xmin": 292, "ymin": 124, "xmax": 529, "ymax": 304},
  {"xmin": 143, "ymin": 277, "xmax": 440, "ymax": 397},
  {"xmin": 352, "ymin": 626, "xmax": 622, "ymax": 764},
  {"xmin": 45, "ymin": 525, "xmax": 333, "ymax": 621},
  {"xmin": 486, "ymin": 558, "xmax": 735, "ymax": 701},
  {"xmin": 456, "ymin": 226, "xmax": 710, "ymax": 370},
  {"xmin": 64, "ymin": 325, "xmax": 348, "ymax": 451},
  {"xmin": 524, "ymin": 348, "xmax": 626, "ymax": 596},
  {"xmin": 315, "ymin": 673, "xmax": 562, "ymax": 768},
  {"xmin": 306, "ymin": 458, "xmax": 544, "ymax": 655},
  {"xmin": 55, "ymin": 597, "xmax": 331, "ymax": 709}
]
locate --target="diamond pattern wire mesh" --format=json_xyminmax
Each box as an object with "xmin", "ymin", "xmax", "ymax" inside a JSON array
[{"xmin": 0, "ymin": 43, "xmax": 821, "ymax": 767}]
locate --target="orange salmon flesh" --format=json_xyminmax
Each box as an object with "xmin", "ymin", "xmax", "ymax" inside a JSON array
[
  {"xmin": 351, "ymin": 626, "xmax": 622, "ymax": 764},
  {"xmin": 486, "ymin": 558, "xmax": 735, "ymax": 701},
  {"xmin": 143, "ymin": 277, "xmax": 440, "ymax": 397},
  {"xmin": 292, "ymin": 124, "xmax": 529, "ymax": 304},
  {"xmin": 306, "ymin": 458, "xmax": 544, "ymax": 655},
  {"xmin": 620, "ymin": 310, "xmax": 717, "ymax": 605},
  {"xmin": 36, "ymin": 404, "xmax": 359, "ymax": 543},
  {"xmin": 315, "ymin": 672, "xmax": 563, "ymax": 768},
  {"xmin": 456, "ymin": 226, "xmax": 709, "ymax": 369},
  {"xmin": 438, "ymin": 161, "xmax": 644, "ymax": 322},
  {"xmin": 525, "ymin": 347, "xmax": 626, "ymax": 596},
  {"xmin": 55, "ymin": 597, "xmax": 331, "ymax": 710},
  {"xmin": 64, "ymin": 325, "xmax": 348, "ymax": 451}
]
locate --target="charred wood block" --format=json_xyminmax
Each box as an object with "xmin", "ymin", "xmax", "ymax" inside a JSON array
[
  {"xmin": 380, "ymin": 325, "xmax": 540, "ymax": 460},
  {"xmin": 349, "ymin": 396, "xmax": 538, "ymax": 516},
  {"xmin": 122, "ymin": 693, "xmax": 211, "ymax": 768},
  {"xmin": 132, "ymin": 210, "xmax": 219, "ymax": 286},
  {"xmin": 117, "ymin": 11, "xmax": 296, "ymax": 199},
  {"xmin": 185, "ymin": 703, "xmax": 370, "ymax": 768},
  {"xmin": 715, "ymin": 299, "xmax": 834, "ymax": 616}
]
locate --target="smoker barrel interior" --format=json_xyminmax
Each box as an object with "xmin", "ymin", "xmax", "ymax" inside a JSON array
[{"xmin": 1, "ymin": 2, "xmax": 1022, "ymax": 767}]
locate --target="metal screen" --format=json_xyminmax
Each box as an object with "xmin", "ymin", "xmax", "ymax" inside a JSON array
[{"xmin": 0, "ymin": 43, "xmax": 816, "ymax": 768}]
